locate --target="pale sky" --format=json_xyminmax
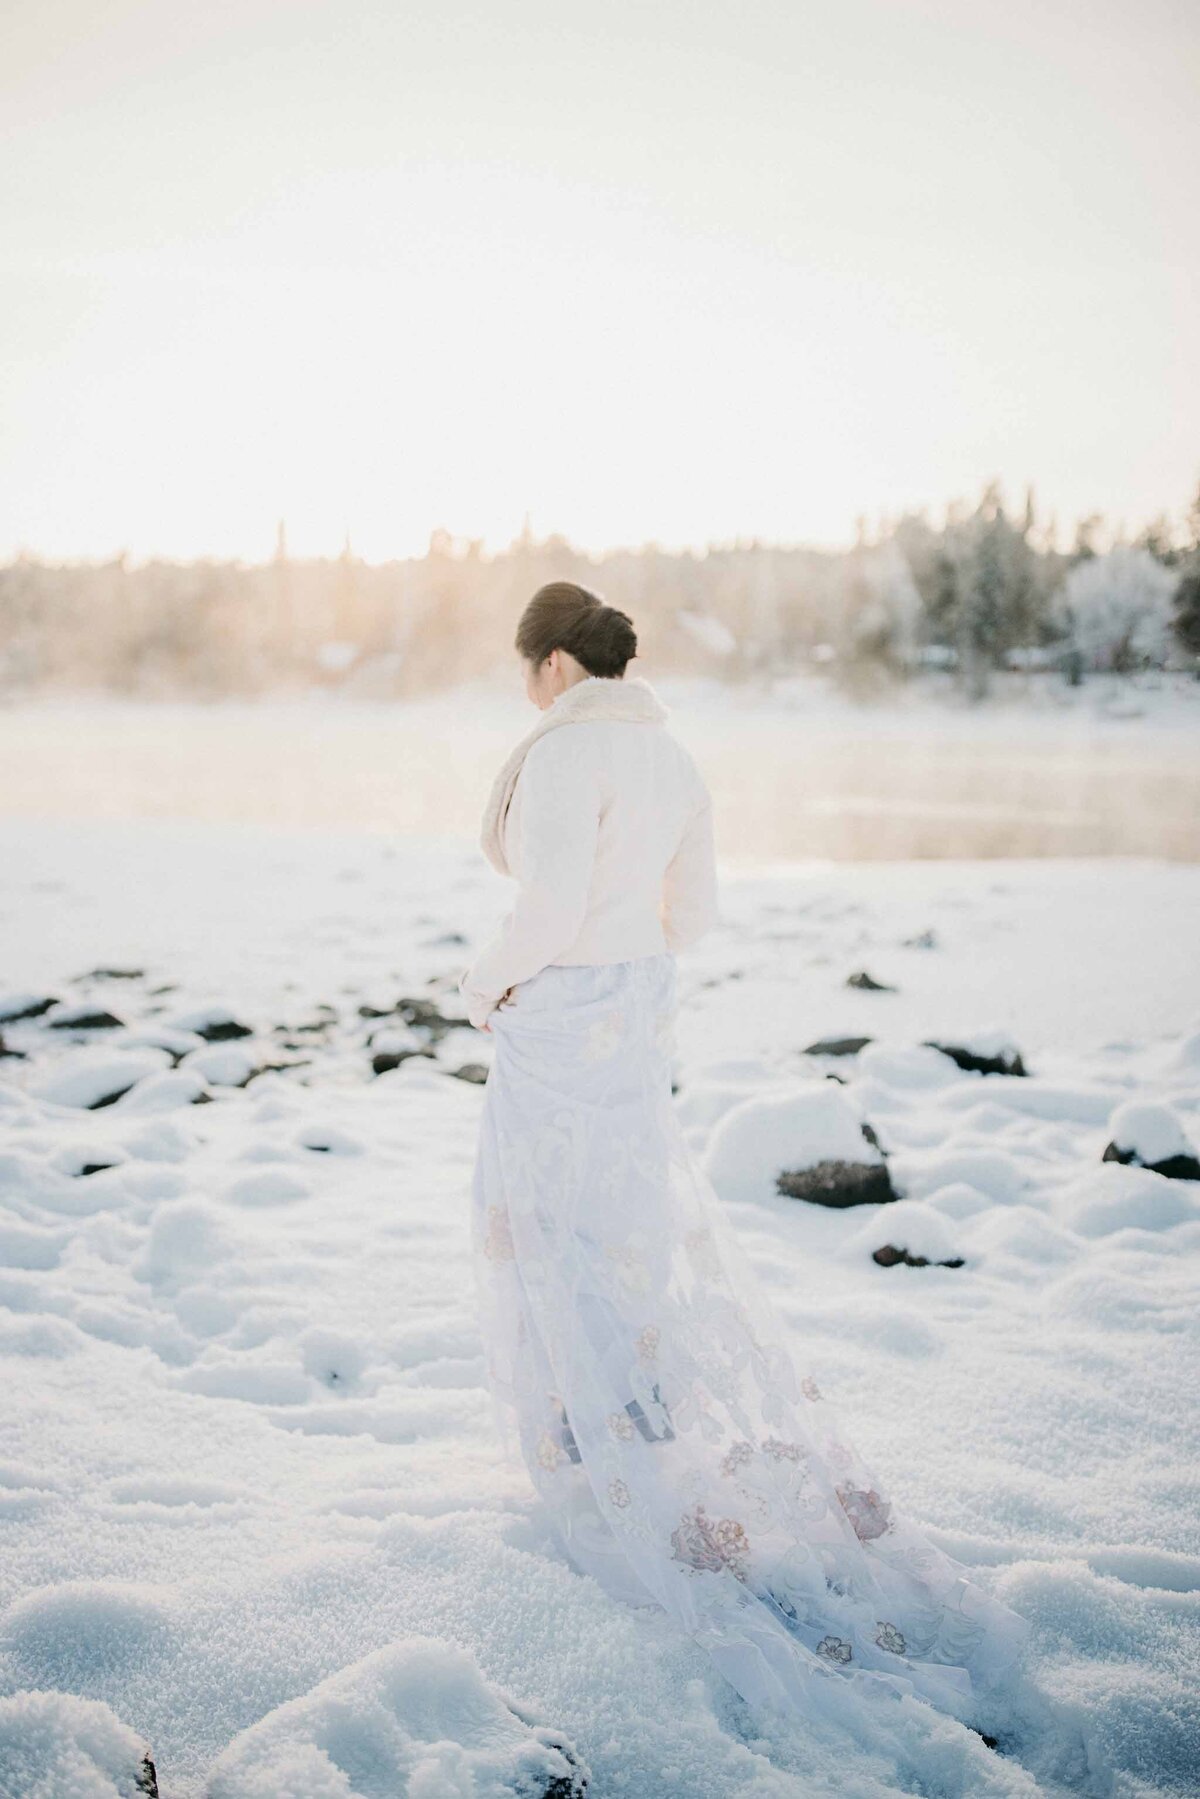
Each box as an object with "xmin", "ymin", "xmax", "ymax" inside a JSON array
[{"xmin": 2, "ymin": 0, "xmax": 1197, "ymax": 565}]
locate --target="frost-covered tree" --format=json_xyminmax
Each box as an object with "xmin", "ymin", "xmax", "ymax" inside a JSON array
[
  {"xmin": 1172, "ymin": 569, "xmax": 1200, "ymax": 659},
  {"xmin": 951, "ymin": 482, "xmax": 1043, "ymax": 699},
  {"xmin": 840, "ymin": 539, "xmax": 922, "ymax": 674},
  {"xmin": 1059, "ymin": 544, "xmax": 1179, "ymax": 672}
]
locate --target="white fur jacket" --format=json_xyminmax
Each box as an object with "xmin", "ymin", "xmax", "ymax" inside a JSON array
[{"xmin": 458, "ymin": 674, "xmax": 718, "ymax": 1029}]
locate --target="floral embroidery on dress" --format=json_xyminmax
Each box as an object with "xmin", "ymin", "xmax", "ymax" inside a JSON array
[
  {"xmin": 607, "ymin": 1410, "xmax": 636, "ymax": 1442},
  {"xmin": 875, "ymin": 1620, "xmax": 907, "ymax": 1654},
  {"xmin": 800, "ymin": 1375, "xmax": 822, "ymax": 1402},
  {"xmin": 635, "ymin": 1324, "xmax": 660, "ymax": 1366},
  {"xmin": 670, "ymin": 1504, "xmax": 751, "ymax": 1579},
  {"xmin": 816, "ymin": 1634, "xmax": 853, "ymax": 1664},
  {"xmin": 585, "ymin": 1006, "xmax": 627, "ymax": 1062},
  {"xmin": 483, "ymin": 1205, "xmax": 515, "ymax": 1262},
  {"xmin": 608, "ymin": 1477, "xmax": 632, "ymax": 1508},
  {"xmin": 835, "ymin": 1482, "xmax": 893, "ymax": 1540},
  {"xmin": 536, "ymin": 1431, "xmax": 566, "ymax": 1472},
  {"xmin": 761, "ymin": 1437, "xmax": 805, "ymax": 1463},
  {"xmin": 719, "ymin": 1440, "xmax": 754, "ymax": 1477}
]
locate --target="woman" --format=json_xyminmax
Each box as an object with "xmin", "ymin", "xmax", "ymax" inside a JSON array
[{"xmin": 459, "ymin": 581, "xmax": 1031, "ymax": 1734}]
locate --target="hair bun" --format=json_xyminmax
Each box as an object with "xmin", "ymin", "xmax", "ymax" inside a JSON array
[{"xmin": 516, "ymin": 582, "xmax": 638, "ymax": 678}]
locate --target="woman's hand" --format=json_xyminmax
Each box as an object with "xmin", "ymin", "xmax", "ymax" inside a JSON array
[{"xmin": 481, "ymin": 986, "xmax": 517, "ymax": 1033}]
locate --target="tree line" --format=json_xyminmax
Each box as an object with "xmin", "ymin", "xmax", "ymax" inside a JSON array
[{"xmin": 2, "ymin": 480, "xmax": 1197, "ymax": 701}]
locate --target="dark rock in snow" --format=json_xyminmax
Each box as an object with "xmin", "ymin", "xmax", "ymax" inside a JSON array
[
  {"xmin": 138, "ymin": 1752, "xmax": 159, "ymax": 1796},
  {"xmin": 76, "ymin": 966, "xmax": 146, "ymax": 981},
  {"xmin": 79, "ymin": 1161, "xmax": 121, "ymax": 1177},
  {"xmin": 48, "ymin": 1005, "xmax": 126, "ymax": 1031},
  {"xmin": 372, "ymin": 1047, "xmax": 437, "ymax": 1076},
  {"xmin": 501, "ymin": 1700, "xmax": 590, "ymax": 1798},
  {"xmin": 845, "ymin": 969, "xmax": 895, "ymax": 991},
  {"xmin": 197, "ymin": 1017, "xmax": 254, "ymax": 1042},
  {"xmin": 534, "ymin": 1731, "xmax": 588, "ymax": 1797},
  {"xmin": 90, "ymin": 1082, "xmax": 141, "ymax": 1110},
  {"xmin": 398, "ymin": 995, "xmax": 460, "ymax": 1041},
  {"xmin": 925, "ymin": 1038, "xmax": 1027, "ymax": 1077},
  {"xmin": 1102, "ymin": 1141, "xmax": 1200, "ymax": 1182},
  {"xmin": 777, "ymin": 1159, "xmax": 899, "ymax": 1208},
  {"xmin": 449, "ymin": 1062, "xmax": 489, "ymax": 1084},
  {"xmin": 0, "ymin": 993, "xmax": 57, "ymax": 1022},
  {"xmin": 901, "ymin": 927, "xmax": 939, "ymax": 949},
  {"xmin": 0, "ymin": 1033, "xmax": 25, "ymax": 1059},
  {"xmin": 358, "ymin": 995, "xmax": 461, "ymax": 1042},
  {"xmin": 873, "ymin": 1243, "xmax": 965, "ymax": 1268},
  {"xmin": 804, "ymin": 1035, "xmax": 873, "ymax": 1057},
  {"xmin": 246, "ymin": 1057, "xmax": 311, "ymax": 1079}
]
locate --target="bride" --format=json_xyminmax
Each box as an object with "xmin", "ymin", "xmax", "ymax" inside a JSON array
[{"xmin": 458, "ymin": 580, "xmax": 1031, "ymax": 1735}]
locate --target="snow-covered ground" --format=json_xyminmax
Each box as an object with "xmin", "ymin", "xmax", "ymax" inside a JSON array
[{"xmin": 1, "ymin": 815, "xmax": 1199, "ymax": 1799}]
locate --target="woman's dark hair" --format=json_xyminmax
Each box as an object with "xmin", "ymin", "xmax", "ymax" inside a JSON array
[{"xmin": 515, "ymin": 582, "xmax": 638, "ymax": 679}]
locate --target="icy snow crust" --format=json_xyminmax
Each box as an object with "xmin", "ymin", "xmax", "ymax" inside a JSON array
[{"xmin": 0, "ymin": 818, "xmax": 1198, "ymax": 1797}]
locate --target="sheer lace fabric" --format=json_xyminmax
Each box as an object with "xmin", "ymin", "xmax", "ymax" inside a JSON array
[{"xmin": 470, "ymin": 953, "xmax": 1031, "ymax": 1722}]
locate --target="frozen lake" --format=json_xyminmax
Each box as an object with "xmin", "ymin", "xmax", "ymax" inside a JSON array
[{"xmin": 2, "ymin": 672, "xmax": 1199, "ymax": 860}]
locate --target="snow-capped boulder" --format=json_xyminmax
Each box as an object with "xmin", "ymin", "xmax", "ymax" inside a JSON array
[
  {"xmin": 112, "ymin": 1068, "xmax": 213, "ymax": 1113},
  {"xmin": 1052, "ymin": 1162, "xmax": 1200, "ymax": 1237},
  {"xmin": 202, "ymin": 1635, "xmax": 589, "ymax": 1799},
  {"xmin": 0, "ymin": 1688, "xmax": 158, "ymax": 1798},
  {"xmin": 167, "ymin": 1004, "xmax": 253, "ymax": 1042},
  {"xmin": 181, "ymin": 1043, "xmax": 258, "ymax": 1087},
  {"xmin": 843, "ymin": 1199, "xmax": 966, "ymax": 1267},
  {"xmin": 294, "ymin": 1122, "xmax": 365, "ymax": 1155},
  {"xmin": 704, "ymin": 1082, "xmax": 897, "ymax": 1207},
  {"xmin": 30, "ymin": 1048, "xmax": 173, "ymax": 1111},
  {"xmin": 368, "ymin": 1020, "xmax": 426, "ymax": 1074},
  {"xmin": 1102, "ymin": 1101, "xmax": 1200, "ymax": 1182},
  {"xmin": 924, "ymin": 1029, "xmax": 1027, "ymax": 1077},
  {"xmin": 123, "ymin": 1026, "xmax": 209, "ymax": 1058}
]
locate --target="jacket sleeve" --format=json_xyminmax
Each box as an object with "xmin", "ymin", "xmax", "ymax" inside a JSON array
[
  {"xmin": 659, "ymin": 787, "xmax": 719, "ymax": 954},
  {"xmin": 458, "ymin": 733, "xmax": 603, "ymax": 1029}
]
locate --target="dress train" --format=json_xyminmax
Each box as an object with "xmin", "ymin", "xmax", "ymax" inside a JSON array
[{"xmin": 469, "ymin": 953, "xmax": 1031, "ymax": 1724}]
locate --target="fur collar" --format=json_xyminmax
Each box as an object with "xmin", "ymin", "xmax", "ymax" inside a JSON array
[{"xmin": 479, "ymin": 673, "xmax": 669, "ymax": 875}]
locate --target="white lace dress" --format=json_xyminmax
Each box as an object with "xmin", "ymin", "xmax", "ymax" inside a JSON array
[{"xmin": 470, "ymin": 952, "xmax": 1031, "ymax": 1724}]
